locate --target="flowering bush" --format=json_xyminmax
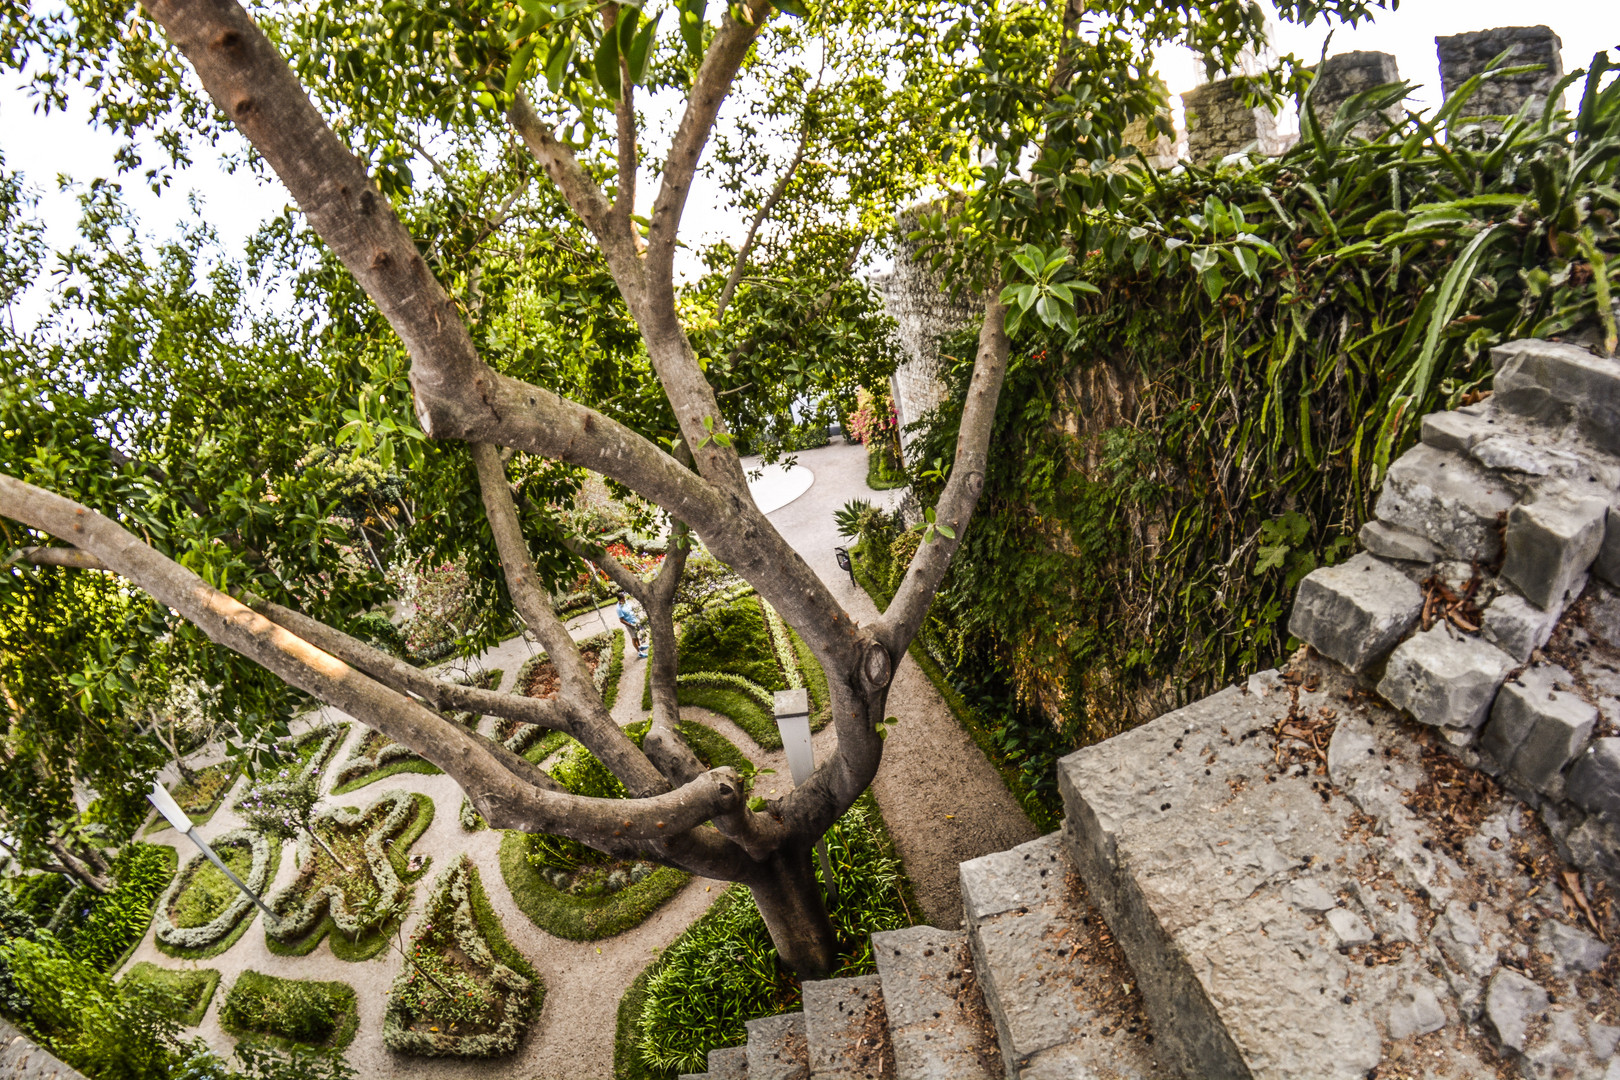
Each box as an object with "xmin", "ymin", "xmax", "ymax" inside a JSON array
[
  {"xmin": 153, "ymin": 830, "xmax": 272, "ymax": 950},
  {"xmin": 263, "ymin": 789, "xmax": 416, "ymax": 943},
  {"xmin": 383, "ymin": 857, "xmax": 535, "ymax": 1057},
  {"xmin": 845, "ymin": 386, "xmax": 897, "ymax": 447},
  {"xmin": 386, "ymin": 555, "xmax": 486, "ymax": 662}
]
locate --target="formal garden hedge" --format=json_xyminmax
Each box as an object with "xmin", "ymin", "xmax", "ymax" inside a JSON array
[
  {"xmin": 120, "ymin": 962, "xmax": 220, "ymax": 1026},
  {"xmin": 282, "ymin": 721, "xmax": 349, "ymax": 782},
  {"xmin": 501, "ymin": 719, "xmax": 750, "ymax": 941},
  {"xmin": 143, "ymin": 760, "xmax": 240, "ymax": 835},
  {"xmin": 496, "ymin": 631, "xmax": 622, "ymax": 756},
  {"xmin": 153, "ymin": 828, "xmax": 279, "ymax": 960},
  {"xmin": 220, "ymin": 970, "xmax": 359, "ymax": 1050},
  {"xmin": 383, "ymin": 855, "xmax": 541, "ymax": 1057},
  {"xmin": 616, "ymin": 794, "xmax": 919, "ymax": 1077},
  {"xmin": 330, "ymin": 669, "xmax": 503, "ymax": 793},
  {"xmin": 264, "ymin": 789, "xmax": 434, "ymax": 960}
]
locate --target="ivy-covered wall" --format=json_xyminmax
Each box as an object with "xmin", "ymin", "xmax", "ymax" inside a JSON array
[{"xmin": 906, "ymin": 56, "xmax": 1620, "ymax": 751}]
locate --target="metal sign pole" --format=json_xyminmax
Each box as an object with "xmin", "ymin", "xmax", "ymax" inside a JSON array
[
  {"xmin": 148, "ymin": 781, "xmax": 278, "ymax": 925},
  {"xmin": 773, "ymin": 689, "xmax": 838, "ymax": 903}
]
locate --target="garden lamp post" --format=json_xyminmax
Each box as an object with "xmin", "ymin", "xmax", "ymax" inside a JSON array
[
  {"xmin": 833, "ymin": 546, "xmax": 855, "ymax": 587},
  {"xmin": 774, "ymin": 689, "xmax": 837, "ymax": 902},
  {"xmin": 147, "ymin": 780, "xmax": 279, "ymax": 924}
]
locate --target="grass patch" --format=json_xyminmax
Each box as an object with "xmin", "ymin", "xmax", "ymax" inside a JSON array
[
  {"xmin": 622, "ymin": 794, "xmax": 917, "ymax": 1075},
  {"xmin": 156, "ymin": 841, "xmax": 283, "ymax": 962},
  {"xmin": 120, "ymin": 962, "xmax": 220, "ymax": 1026},
  {"xmin": 221, "ymin": 970, "xmax": 358, "ymax": 1050},
  {"xmin": 266, "ymin": 793, "xmax": 435, "ymax": 961},
  {"xmin": 329, "ymin": 756, "xmax": 444, "ymax": 795},
  {"xmin": 601, "ymin": 629, "xmax": 627, "ymax": 710},
  {"xmin": 865, "ymin": 447, "xmax": 907, "ymax": 491},
  {"xmin": 675, "ymin": 721, "xmax": 752, "ymax": 777},
  {"xmin": 849, "ymin": 541, "xmax": 1061, "ymax": 831},
  {"xmin": 677, "ymin": 598, "xmax": 785, "ymax": 693},
  {"xmin": 788, "ymin": 627, "xmax": 831, "ymax": 732},
  {"xmin": 499, "ymin": 833, "xmax": 689, "ymax": 942},
  {"xmin": 522, "ymin": 729, "xmax": 573, "ymax": 765},
  {"xmin": 675, "ymin": 685, "xmax": 780, "ymax": 750}
]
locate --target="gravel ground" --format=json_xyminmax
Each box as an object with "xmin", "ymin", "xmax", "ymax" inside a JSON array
[{"xmin": 130, "ymin": 438, "xmax": 1036, "ymax": 1077}]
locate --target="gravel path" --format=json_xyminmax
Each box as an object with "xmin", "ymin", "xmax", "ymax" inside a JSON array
[{"xmin": 130, "ymin": 438, "xmax": 1035, "ymax": 1077}]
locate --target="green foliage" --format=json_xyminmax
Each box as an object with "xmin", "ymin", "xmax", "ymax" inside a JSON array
[
  {"xmin": 864, "ymin": 445, "xmax": 908, "ymax": 491},
  {"xmin": 219, "ymin": 971, "xmax": 358, "ymax": 1050},
  {"xmin": 633, "ymin": 796, "xmax": 917, "ymax": 1074},
  {"xmin": 678, "ymin": 598, "xmax": 786, "ymax": 694},
  {"xmin": 499, "ymin": 831, "xmax": 689, "ymax": 941},
  {"xmin": 911, "ymin": 55, "xmax": 1620, "ymax": 749},
  {"xmin": 55, "ymin": 844, "xmax": 177, "ymax": 973},
  {"xmin": 328, "ymin": 756, "xmax": 444, "ymax": 796},
  {"xmin": 156, "ymin": 842, "xmax": 282, "ymax": 962},
  {"xmin": 172, "ymin": 841, "xmax": 253, "ymax": 930},
  {"xmin": 120, "ymin": 963, "xmax": 220, "ymax": 1027}
]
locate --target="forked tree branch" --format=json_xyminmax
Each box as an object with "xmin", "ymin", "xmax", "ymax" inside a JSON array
[
  {"xmin": 0, "ymin": 473, "xmax": 744, "ymax": 839},
  {"xmin": 714, "ymin": 94, "xmax": 817, "ymax": 320},
  {"xmin": 874, "ymin": 300, "xmax": 1009, "ymax": 654},
  {"xmin": 5, "ymin": 546, "xmax": 109, "ymax": 571}
]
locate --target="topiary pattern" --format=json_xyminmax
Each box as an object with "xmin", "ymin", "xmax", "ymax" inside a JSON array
[{"xmin": 152, "ymin": 829, "xmax": 273, "ymax": 951}]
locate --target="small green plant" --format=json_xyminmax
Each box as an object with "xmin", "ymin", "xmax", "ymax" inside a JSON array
[{"xmin": 220, "ymin": 971, "xmax": 358, "ymax": 1049}]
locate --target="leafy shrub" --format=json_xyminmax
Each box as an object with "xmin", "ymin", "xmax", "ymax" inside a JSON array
[
  {"xmin": 634, "ymin": 796, "xmax": 917, "ymax": 1073},
  {"xmin": 220, "ymin": 970, "xmax": 358, "ymax": 1049},
  {"xmin": 55, "ymin": 843, "xmax": 177, "ymax": 972},
  {"xmin": 347, "ymin": 611, "xmax": 406, "ymax": 658},
  {"xmin": 677, "ymin": 598, "xmax": 785, "ymax": 692},
  {"xmin": 120, "ymin": 962, "xmax": 220, "ymax": 1026}
]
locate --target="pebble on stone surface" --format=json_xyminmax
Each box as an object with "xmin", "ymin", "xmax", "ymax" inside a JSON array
[
  {"xmin": 1386, "ymin": 985, "xmax": 1447, "ymax": 1040},
  {"xmin": 1535, "ymin": 918, "xmax": 1612, "ymax": 976},
  {"xmin": 1485, "ymin": 967, "xmax": 1550, "ymax": 1053},
  {"xmin": 1325, "ymin": 907, "xmax": 1373, "ymax": 947},
  {"xmin": 1377, "ymin": 625, "xmax": 1516, "ymax": 732}
]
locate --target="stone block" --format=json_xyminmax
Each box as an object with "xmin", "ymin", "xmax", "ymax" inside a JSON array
[
  {"xmin": 801, "ymin": 975, "xmax": 886, "ymax": 1080},
  {"xmin": 1596, "ymin": 507, "xmax": 1620, "ymax": 588},
  {"xmin": 1374, "ymin": 443, "xmax": 1517, "ymax": 562},
  {"xmin": 1437, "ymin": 27, "xmax": 1564, "ymax": 120},
  {"xmin": 1387, "ymin": 986, "xmax": 1447, "ymax": 1040},
  {"xmin": 869, "ymin": 926, "xmax": 997, "ymax": 1080},
  {"xmin": 1537, "ymin": 920, "xmax": 1611, "ymax": 976},
  {"xmin": 1566, "ymin": 737, "xmax": 1620, "ymax": 818},
  {"xmin": 1502, "ymin": 493, "xmax": 1608, "ymax": 610},
  {"xmin": 1485, "ymin": 968, "xmax": 1549, "ymax": 1053},
  {"xmin": 1492, "ymin": 338, "xmax": 1620, "ymax": 452},
  {"xmin": 707, "ymin": 1046, "xmax": 748, "ymax": 1080},
  {"xmin": 1183, "ymin": 77, "xmax": 1280, "ymax": 165},
  {"xmin": 1359, "ymin": 520, "xmax": 1442, "ymax": 564},
  {"xmin": 1420, "ymin": 410, "xmax": 1489, "ymax": 454},
  {"xmin": 1288, "ymin": 553, "xmax": 1422, "ymax": 671},
  {"xmin": 746, "ymin": 1013, "xmax": 808, "ymax": 1080},
  {"xmin": 1481, "ymin": 665, "xmax": 1598, "ymax": 793},
  {"xmin": 1482, "ymin": 591, "xmax": 1563, "ymax": 661},
  {"xmin": 1377, "ymin": 625, "xmax": 1516, "ymax": 732}
]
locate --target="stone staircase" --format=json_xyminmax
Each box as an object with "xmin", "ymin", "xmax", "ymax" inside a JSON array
[{"xmin": 683, "ymin": 338, "xmax": 1620, "ymax": 1080}]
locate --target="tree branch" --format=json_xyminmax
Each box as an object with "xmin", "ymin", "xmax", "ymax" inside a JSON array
[
  {"xmin": 469, "ymin": 442, "xmax": 670, "ymax": 798},
  {"xmin": 0, "ymin": 472, "xmax": 743, "ymax": 840},
  {"xmin": 875, "ymin": 300, "xmax": 1009, "ymax": 653},
  {"xmin": 714, "ymin": 95, "xmax": 816, "ymax": 321},
  {"xmin": 5, "ymin": 546, "xmax": 109, "ymax": 571}
]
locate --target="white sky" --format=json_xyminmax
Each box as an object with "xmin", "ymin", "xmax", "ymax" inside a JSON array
[{"xmin": 2, "ymin": 2, "xmax": 1616, "ymax": 325}]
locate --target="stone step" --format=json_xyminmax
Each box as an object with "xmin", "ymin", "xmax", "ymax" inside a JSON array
[
  {"xmin": 870, "ymin": 924, "xmax": 999, "ymax": 1080},
  {"xmin": 747, "ymin": 1012, "xmax": 809, "ymax": 1080},
  {"xmin": 697, "ymin": 1045, "xmax": 747, "ymax": 1080},
  {"xmin": 802, "ymin": 974, "xmax": 889, "ymax": 1079},
  {"xmin": 960, "ymin": 834, "xmax": 1163, "ymax": 1080}
]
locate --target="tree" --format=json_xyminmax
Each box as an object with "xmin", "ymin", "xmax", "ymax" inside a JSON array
[
  {"xmin": 0, "ymin": 0, "xmax": 1385, "ymax": 975},
  {"xmin": 236, "ymin": 771, "xmax": 351, "ymax": 873}
]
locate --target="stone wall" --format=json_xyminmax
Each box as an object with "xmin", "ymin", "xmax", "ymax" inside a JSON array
[
  {"xmin": 870, "ymin": 207, "xmax": 982, "ymax": 452},
  {"xmin": 1182, "ymin": 76, "xmax": 1284, "ymax": 166},
  {"xmin": 1289, "ymin": 337, "xmax": 1620, "ymax": 890},
  {"xmin": 1310, "ymin": 50, "xmax": 1402, "ymax": 138},
  {"xmin": 1437, "ymin": 26, "xmax": 1565, "ymax": 120}
]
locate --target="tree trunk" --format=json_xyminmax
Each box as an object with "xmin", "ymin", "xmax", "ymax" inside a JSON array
[
  {"xmin": 46, "ymin": 838, "xmax": 113, "ymax": 895},
  {"xmin": 747, "ymin": 843, "xmax": 838, "ymax": 979},
  {"xmin": 304, "ymin": 823, "xmax": 353, "ymax": 874}
]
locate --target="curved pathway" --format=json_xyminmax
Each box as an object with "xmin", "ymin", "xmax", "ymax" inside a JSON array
[{"xmin": 130, "ymin": 438, "xmax": 1034, "ymax": 1078}]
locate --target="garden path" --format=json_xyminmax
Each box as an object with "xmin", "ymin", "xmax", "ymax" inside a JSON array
[
  {"xmin": 129, "ymin": 437, "xmax": 1033, "ymax": 1077},
  {"xmin": 752, "ymin": 439, "xmax": 1039, "ymax": 927}
]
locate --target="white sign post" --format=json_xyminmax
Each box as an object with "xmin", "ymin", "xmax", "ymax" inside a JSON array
[
  {"xmin": 774, "ymin": 689, "xmax": 837, "ymax": 902},
  {"xmin": 148, "ymin": 781, "xmax": 279, "ymax": 925}
]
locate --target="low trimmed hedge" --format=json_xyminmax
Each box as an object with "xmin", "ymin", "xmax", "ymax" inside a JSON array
[
  {"xmin": 143, "ymin": 761, "xmax": 241, "ymax": 836},
  {"xmin": 330, "ymin": 755, "xmax": 443, "ymax": 795},
  {"xmin": 154, "ymin": 830, "xmax": 279, "ymax": 960},
  {"xmin": 221, "ymin": 970, "xmax": 358, "ymax": 1050},
  {"xmin": 120, "ymin": 962, "xmax": 220, "ymax": 1026},
  {"xmin": 498, "ymin": 832, "xmax": 689, "ymax": 942}
]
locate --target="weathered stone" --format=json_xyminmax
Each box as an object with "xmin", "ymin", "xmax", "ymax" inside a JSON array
[
  {"xmin": 1482, "ymin": 591, "xmax": 1564, "ymax": 661},
  {"xmin": 1359, "ymin": 520, "xmax": 1443, "ymax": 564},
  {"xmin": 1283, "ymin": 878, "xmax": 1337, "ymax": 913},
  {"xmin": 1492, "ymin": 338, "xmax": 1620, "ymax": 453},
  {"xmin": 1387, "ymin": 986, "xmax": 1447, "ymax": 1040},
  {"xmin": 801, "ymin": 976, "xmax": 886, "ymax": 1080},
  {"xmin": 746, "ymin": 1013, "xmax": 808, "ymax": 1080},
  {"xmin": 1481, "ymin": 665, "xmax": 1598, "ymax": 794},
  {"xmin": 1310, "ymin": 51, "xmax": 1402, "ymax": 138},
  {"xmin": 1288, "ymin": 553, "xmax": 1423, "ymax": 671},
  {"xmin": 0, "ymin": 1020, "xmax": 91, "ymax": 1079},
  {"xmin": 1374, "ymin": 443, "xmax": 1517, "ymax": 562},
  {"xmin": 1598, "ymin": 507, "xmax": 1620, "ymax": 588},
  {"xmin": 706, "ymin": 1046, "xmax": 748, "ymax": 1080},
  {"xmin": 1377, "ymin": 625, "xmax": 1517, "ymax": 732},
  {"xmin": 1537, "ymin": 919, "xmax": 1611, "ymax": 976},
  {"xmin": 1183, "ymin": 77, "xmax": 1281, "ymax": 165},
  {"xmin": 1566, "ymin": 737, "xmax": 1620, "ymax": 818},
  {"xmin": 1325, "ymin": 907, "xmax": 1373, "ymax": 947},
  {"xmin": 869, "ymin": 925, "xmax": 997, "ymax": 1080},
  {"xmin": 1421, "ymin": 410, "xmax": 1489, "ymax": 454},
  {"xmin": 1589, "ymin": 1022, "xmax": 1620, "ymax": 1059},
  {"xmin": 1437, "ymin": 26, "xmax": 1564, "ymax": 121},
  {"xmin": 1485, "ymin": 968, "xmax": 1549, "ymax": 1053},
  {"xmin": 962, "ymin": 834, "xmax": 1161, "ymax": 1080},
  {"xmin": 1502, "ymin": 493, "xmax": 1608, "ymax": 610}
]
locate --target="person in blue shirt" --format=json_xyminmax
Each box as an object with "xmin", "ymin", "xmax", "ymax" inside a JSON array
[{"xmin": 616, "ymin": 592, "xmax": 649, "ymax": 658}]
